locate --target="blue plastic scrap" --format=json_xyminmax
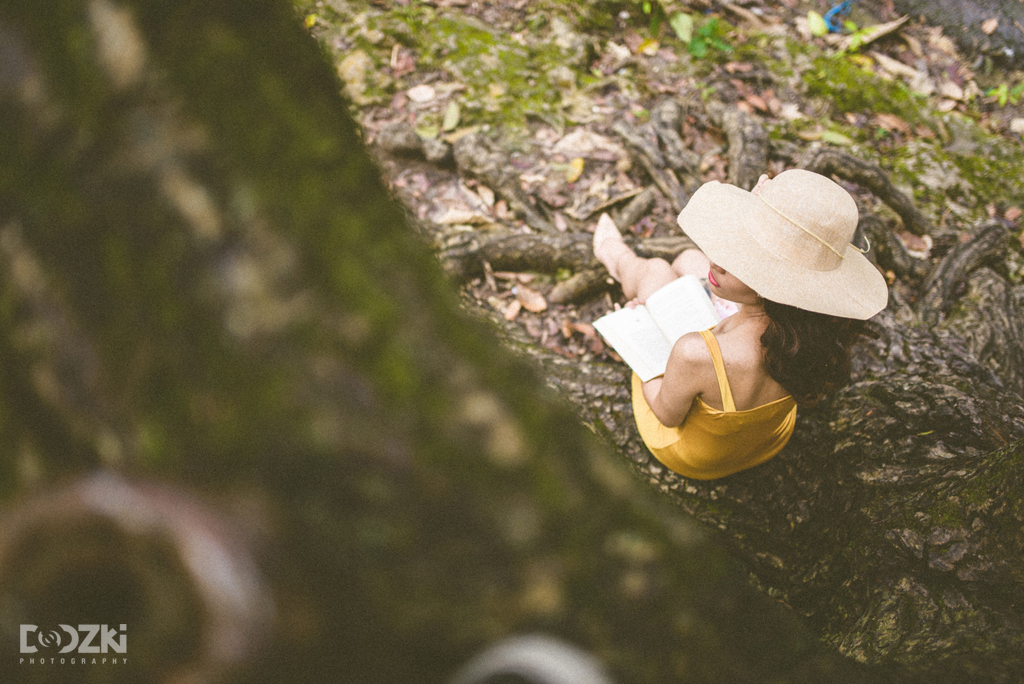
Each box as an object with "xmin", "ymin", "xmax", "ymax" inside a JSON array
[{"xmin": 823, "ymin": 0, "xmax": 853, "ymax": 33}]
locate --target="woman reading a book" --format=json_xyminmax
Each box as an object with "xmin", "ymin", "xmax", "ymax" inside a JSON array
[{"xmin": 592, "ymin": 169, "xmax": 888, "ymax": 480}]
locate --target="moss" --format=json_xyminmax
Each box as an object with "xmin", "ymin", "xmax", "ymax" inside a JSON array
[
  {"xmin": 804, "ymin": 55, "xmax": 924, "ymax": 124},
  {"xmin": 878, "ymin": 114, "xmax": 1024, "ymax": 221},
  {"xmin": 304, "ymin": 1, "xmax": 599, "ymax": 133}
]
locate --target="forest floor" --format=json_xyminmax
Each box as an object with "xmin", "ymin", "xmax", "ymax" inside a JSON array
[{"xmin": 294, "ymin": 0, "xmax": 1024, "ymax": 364}]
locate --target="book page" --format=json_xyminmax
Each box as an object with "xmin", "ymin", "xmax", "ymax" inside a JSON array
[
  {"xmin": 592, "ymin": 305, "xmax": 674, "ymax": 381},
  {"xmin": 643, "ymin": 275, "xmax": 720, "ymax": 343}
]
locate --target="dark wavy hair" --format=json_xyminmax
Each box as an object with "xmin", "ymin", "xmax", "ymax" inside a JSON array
[{"xmin": 759, "ymin": 299, "xmax": 867, "ymax": 408}]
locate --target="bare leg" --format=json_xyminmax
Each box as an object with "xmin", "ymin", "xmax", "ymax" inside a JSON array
[
  {"xmin": 592, "ymin": 213, "xmax": 679, "ymax": 302},
  {"xmin": 671, "ymin": 248, "xmax": 710, "ymax": 279}
]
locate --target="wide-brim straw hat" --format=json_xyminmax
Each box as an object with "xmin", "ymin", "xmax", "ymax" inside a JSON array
[{"xmin": 678, "ymin": 169, "xmax": 888, "ymax": 320}]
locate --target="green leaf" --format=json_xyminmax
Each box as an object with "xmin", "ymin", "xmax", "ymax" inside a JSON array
[
  {"xmin": 843, "ymin": 20, "xmax": 858, "ymax": 32},
  {"xmin": 820, "ymin": 130, "xmax": 853, "ymax": 146},
  {"xmin": 807, "ymin": 11, "xmax": 829, "ymax": 37},
  {"xmin": 669, "ymin": 12, "xmax": 694, "ymax": 43},
  {"xmin": 1010, "ymin": 83, "xmax": 1024, "ymax": 104},
  {"xmin": 698, "ymin": 17, "xmax": 719, "ymax": 38},
  {"xmin": 699, "ymin": 85, "xmax": 717, "ymax": 101},
  {"xmin": 688, "ymin": 35, "xmax": 707, "ymax": 58},
  {"xmin": 642, "ymin": 0, "xmax": 652, "ymax": 14},
  {"xmin": 415, "ymin": 123, "xmax": 439, "ymax": 139},
  {"xmin": 710, "ymin": 38, "xmax": 733, "ymax": 52},
  {"xmin": 990, "ymin": 83, "xmax": 1010, "ymax": 107},
  {"xmin": 442, "ymin": 101, "xmax": 460, "ymax": 131}
]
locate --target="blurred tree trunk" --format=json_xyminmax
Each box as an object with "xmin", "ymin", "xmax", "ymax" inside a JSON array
[
  {"xmin": 3, "ymin": 1, "xmax": 1024, "ymax": 683},
  {"xmin": 0, "ymin": 1, "xmax": 881, "ymax": 684},
  {"xmin": 893, "ymin": 0, "xmax": 1024, "ymax": 66}
]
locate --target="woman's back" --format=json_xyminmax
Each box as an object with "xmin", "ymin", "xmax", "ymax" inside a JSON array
[
  {"xmin": 594, "ymin": 168, "xmax": 889, "ymax": 479},
  {"xmin": 702, "ymin": 316, "xmax": 789, "ymax": 412},
  {"xmin": 631, "ymin": 328, "xmax": 798, "ymax": 480}
]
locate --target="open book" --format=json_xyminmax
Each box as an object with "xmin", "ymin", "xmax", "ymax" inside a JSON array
[{"xmin": 593, "ymin": 275, "xmax": 720, "ymax": 382}]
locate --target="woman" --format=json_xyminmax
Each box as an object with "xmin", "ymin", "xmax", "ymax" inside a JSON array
[{"xmin": 593, "ymin": 169, "xmax": 888, "ymax": 479}]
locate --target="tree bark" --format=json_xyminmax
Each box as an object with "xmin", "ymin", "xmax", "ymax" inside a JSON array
[{"xmin": 0, "ymin": 2, "xmax": 881, "ymax": 684}]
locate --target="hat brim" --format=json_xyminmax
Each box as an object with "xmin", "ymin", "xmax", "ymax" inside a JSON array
[{"xmin": 677, "ymin": 182, "xmax": 889, "ymax": 319}]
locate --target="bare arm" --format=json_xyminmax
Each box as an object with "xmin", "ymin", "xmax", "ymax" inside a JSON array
[{"xmin": 641, "ymin": 332, "xmax": 714, "ymax": 427}]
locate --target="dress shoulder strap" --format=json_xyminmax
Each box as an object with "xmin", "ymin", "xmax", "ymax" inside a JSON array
[{"xmin": 698, "ymin": 329, "xmax": 736, "ymax": 412}]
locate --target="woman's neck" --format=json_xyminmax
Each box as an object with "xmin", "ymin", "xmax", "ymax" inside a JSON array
[{"xmin": 717, "ymin": 300, "xmax": 766, "ymax": 332}]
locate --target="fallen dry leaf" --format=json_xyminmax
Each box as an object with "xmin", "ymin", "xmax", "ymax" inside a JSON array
[
  {"xmin": 476, "ymin": 184, "xmax": 495, "ymax": 207},
  {"xmin": 516, "ymin": 285, "xmax": 548, "ymax": 313},
  {"xmin": 937, "ymin": 80, "xmax": 965, "ymax": 101},
  {"xmin": 551, "ymin": 129, "xmax": 628, "ymax": 162},
  {"xmin": 872, "ymin": 113, "xmax": 913, "ymax": 134},
  {"xmin": 981, "ymin": 18, "xmax": 999, "ymax": 35},
  {"xmin": 571, "ymin": 321, "xmax": 597, "ymax": 337},
  {"xmin": 565, "ymin": 157, "xmax": 585, "ymax": 183},
  {"xmin": 504, "ymin": 299, "xmax": 522, "ymax": 321},
  {"xmin": 897, "ymin": 232, "xmax": 933, "ymax": 258},
  {"xmin": 870, "ymin": 51, "xmax": 919, "ymax": 79},
  {"xmin": 778, "ymin": 102, "xmax": 803, "ymax": 120},
  {"xmin": 838, "ymin": 16, "xmax": 909, "ymax": 51},
  {"xmin": 1004, "ymin": 206, "xmax": 1022, "ymax": 221},
  {"xmin": 638, "ymin": 37, "xmax": 660, "ymax": 56},
  {"xmin": 902, "ymin": 33, "xmax": 924, "ymax": 57},
  {"xmin": 724, "ymin": 61, "xmax": 754, "ymax": 73},
  {"xmin": 745, "ymin": 94, "xmax": 769, "ymax": 112}
]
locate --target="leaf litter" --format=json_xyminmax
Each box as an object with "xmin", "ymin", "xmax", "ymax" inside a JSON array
[{"xmin": 300, "ymin": 0, "xmax": 1024, "ymax": 359}]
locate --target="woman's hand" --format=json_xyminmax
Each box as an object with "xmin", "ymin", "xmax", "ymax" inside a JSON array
[{"xmin": 751, "ymin": 173, "xmax": 770, "ymax": 196}]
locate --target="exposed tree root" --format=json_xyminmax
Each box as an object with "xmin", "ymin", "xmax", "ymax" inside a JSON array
[
  {"xmin": 454, "ymin": 132, "xmax": 556, "ymax": 233},
  {"xmin": 611, "ymin": 119, "xmax": 688, "ymax": 213}
]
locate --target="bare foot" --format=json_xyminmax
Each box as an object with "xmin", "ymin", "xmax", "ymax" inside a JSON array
[{"xmin": 592, "ymin": 213, "xmax": 630, "ymax": 280}]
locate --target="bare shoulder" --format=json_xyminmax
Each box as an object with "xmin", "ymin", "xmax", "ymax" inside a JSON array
[{"xmin": 667, "ymin": 331, "xmax": 714, "ymax": 372}]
